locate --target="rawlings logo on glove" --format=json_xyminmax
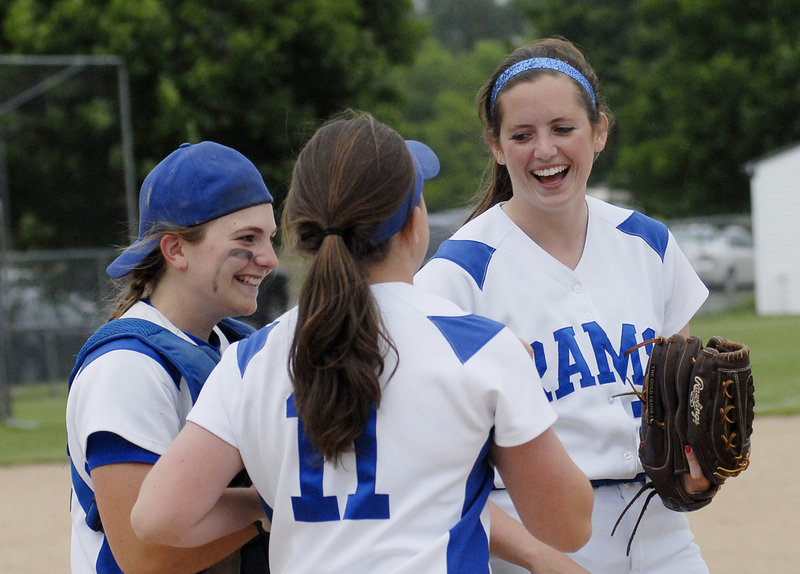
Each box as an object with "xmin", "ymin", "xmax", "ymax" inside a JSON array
[{"xmin": 689, "ymin": 377, "xmax": 703, "ymax": 426}]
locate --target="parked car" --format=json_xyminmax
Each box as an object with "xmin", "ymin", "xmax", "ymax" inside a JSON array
[{"xmin": 671, "ymin": 220, "xmax": 755, "ymax": 292}]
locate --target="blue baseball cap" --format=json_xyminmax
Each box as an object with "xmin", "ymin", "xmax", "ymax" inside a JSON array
[
  {"xmin": 107, "ymin": 141, "xmax": 274, "ymax": 278},
  {"xmin": 371, "ymin": 140, "xmax": 440, "ymax": 245}
]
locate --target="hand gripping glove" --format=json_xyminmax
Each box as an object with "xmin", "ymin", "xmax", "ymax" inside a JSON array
[{"xmin": 612, "ymin": 334, "xmax": 754, "ymax": 553}]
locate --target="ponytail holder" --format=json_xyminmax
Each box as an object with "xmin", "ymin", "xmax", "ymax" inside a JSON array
[{"xmin": 321, "ymin": 227, "xmax": 345, "ymax": 238}]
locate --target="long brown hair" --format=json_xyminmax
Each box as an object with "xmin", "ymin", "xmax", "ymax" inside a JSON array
[
  {"xmin": 470, "ymin": 37, "xmax": 614, "ymax": 220},
  {"xmin": 108, "ymin": 224, "xmax": 207, "ymax": 320},
  {"xmin": 281, "ymin": 111, "xmax": 415, "ymax": 464}
]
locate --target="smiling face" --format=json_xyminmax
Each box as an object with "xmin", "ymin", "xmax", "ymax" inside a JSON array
[
  {"xmin": 181, "ymin": 203, "xmax": 279, "ymax": 323},
  {"xmin": 489, "ymin": 73, "xmax": 608, "ymax": 217}
]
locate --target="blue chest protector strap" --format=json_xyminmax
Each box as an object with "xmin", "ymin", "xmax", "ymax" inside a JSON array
[{"xmin": 68, "ymin": 317, "xmax": 254, "ymax": 531}]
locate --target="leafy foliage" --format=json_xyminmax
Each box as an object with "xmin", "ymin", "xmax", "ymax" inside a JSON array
[
  {"xmin": 519, "ymin": 0, "xmax": 800, "ymax": 218},
  {"xmin": 373, "ymin": 39, "xmax": 511, "ymax": 212},
  {"xmin": 3, "ymin": 0, "xmax": 800, "ymax": 245},
  {"xmin": 424, "ymin": 0, "xmax": 528, "ymax": 52},
  {"xmin": 0, "ymin": 0, "xmax": 424, "ymax": 248}
]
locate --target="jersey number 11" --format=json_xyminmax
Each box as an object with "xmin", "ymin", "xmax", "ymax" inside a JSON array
[{"xmin": 287, "ymin": 395, "xmax": 391, "ymax": 522}]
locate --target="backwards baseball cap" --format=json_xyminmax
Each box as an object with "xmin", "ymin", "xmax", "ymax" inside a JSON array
[
  {"xmin": 371, "ymin": 140, "xmax": 440, "ymax": 245},
  {"xmin": 107, "ymin": 141, "xmax": 274, "ymax": 278}
]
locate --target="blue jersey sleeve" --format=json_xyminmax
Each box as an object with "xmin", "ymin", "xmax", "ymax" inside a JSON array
[{"xmin": 85, "ymin": 430, "xmax": 159, "ymax": 470}]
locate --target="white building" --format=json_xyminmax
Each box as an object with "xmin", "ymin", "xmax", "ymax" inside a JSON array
[{"xmin": 747, "ymin": 144, "xmax": 800, "ymax": 316}]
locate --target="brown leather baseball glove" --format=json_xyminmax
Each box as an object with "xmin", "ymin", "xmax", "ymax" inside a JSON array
[{"xmin": 613, "ymin": 334, "xmax": 754, "ymax": 553}]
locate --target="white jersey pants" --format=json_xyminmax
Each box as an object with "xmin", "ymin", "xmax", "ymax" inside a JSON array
[{"xmin": 489, "ymin": 482, "xmax": 709, "ymax": 574}]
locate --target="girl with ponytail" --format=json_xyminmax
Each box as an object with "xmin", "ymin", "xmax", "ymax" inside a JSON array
[{"xmin": 132, "ymin": 112, "xmax": 591, "ymax": 574}]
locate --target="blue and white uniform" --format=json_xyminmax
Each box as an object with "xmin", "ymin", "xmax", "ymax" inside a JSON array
[
  {"xmin": 414, "ymin": 197, "xmax": 710, "ymax": 574},
  {"xmin": 187, "ymin": 282, "xmax": 556, "ymax": 574},
  {"xmin": 66, "ymin": 301, "xmax": 239, "ymax": 574}
]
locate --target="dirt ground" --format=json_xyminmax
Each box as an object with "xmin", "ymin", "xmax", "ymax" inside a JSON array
[{"xmin": 1, "ymin": 415, "xmax": 796, "ymax": 573}]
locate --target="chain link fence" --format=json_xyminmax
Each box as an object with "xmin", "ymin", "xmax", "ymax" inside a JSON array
[
  {"xmin": 0, "ymin": 248, "xmax": 116, "ymax": 417},
  {"xmin": 0, "ymin": 248, "xmax": 290, "ymax": 419}
]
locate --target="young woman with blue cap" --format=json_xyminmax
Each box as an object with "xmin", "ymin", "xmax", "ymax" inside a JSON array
[
  {"xmin": 66, "ymin": 141, "xmax": 278, "ymax": 573},
  {"xmin": 130, "ymin": 111, "xmax": 592, "ymax": 573}
]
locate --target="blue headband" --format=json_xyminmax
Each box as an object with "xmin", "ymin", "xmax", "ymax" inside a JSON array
[
  {"xmin": 371, "ymin": 140, "xmax": 440, "ymax": 245},
  {"xmin": 490, "ymin": 57, "xmax": 596, "ymax": 111}
]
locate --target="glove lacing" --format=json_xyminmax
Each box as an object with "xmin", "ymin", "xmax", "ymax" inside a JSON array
[
  {"xmin": 610, "ymin": 482, "xmax": 660, "ymax": 556},
  {"xmin": 607, "ymin": 337, "xmax": 664, "ymax": 556}
]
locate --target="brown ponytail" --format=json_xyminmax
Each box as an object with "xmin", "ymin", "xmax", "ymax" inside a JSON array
[{"xmin": 282, "ymin": 111, "xmax": 415, "ymax": 464}]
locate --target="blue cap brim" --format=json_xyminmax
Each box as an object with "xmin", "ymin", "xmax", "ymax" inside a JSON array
[
  {"xmin": 406, "ymin": 140, "xmax": 440, "ymax": 183},
  {"xmin": 106, "ymin": 236, "xmax": 161, "ymax": 278}
]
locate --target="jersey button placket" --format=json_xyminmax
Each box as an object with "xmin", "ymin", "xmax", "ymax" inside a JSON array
[{"xmin": 571, "ymin": 283, "xmax": 593, "ymax": 320}]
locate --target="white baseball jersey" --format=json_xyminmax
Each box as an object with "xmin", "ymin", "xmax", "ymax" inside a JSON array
[
  {"xmin": 66, "ymin": 301, "xmax": 235, "ymax": 574},
  {"xmin": 188, "ymin": 281, "xmax": 556, "ymax": 574},
  {"xmin": 415, "ymin": 197, "xmax": 708, "ymax": 480},
  {"xmin": 415, "ymin": 197, "xmax": 710, "ymax": 573}
]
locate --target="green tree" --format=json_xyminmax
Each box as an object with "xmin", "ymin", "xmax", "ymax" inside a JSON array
[
  {"xmin": 374, "ymin": 39, "xmax": 511, "ymax": 212},
  {"xmin": 423, "ymin": 0, "xmax": 528, "ymax": 52},
  {"xmin": 519, "ymin": 0, "xmax": 800, "ymax": 218},
  {"xmin": 0, "ymin": 0, "xmax": 425, "ymax": 248}
]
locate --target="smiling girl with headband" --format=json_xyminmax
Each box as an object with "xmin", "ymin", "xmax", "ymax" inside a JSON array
[
  {"xmin": 416, "ymin": 37, "xmax": 712, "ymax": 574},
  {"xmin": 131, "ymin": 111, "xmax": 592, "ymax": 573}
]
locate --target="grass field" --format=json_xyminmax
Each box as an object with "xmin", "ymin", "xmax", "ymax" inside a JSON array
[
  {"xmin": 1, "ymin": 300, "xmax": 798, "ymax": 466},
  {"xmin": 690, "ymin": 301, "xmax": 800, "ymax": 416},
  {"xmin": 0, "ymin": 383, "xmax": 67, "ymax": 466}
]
